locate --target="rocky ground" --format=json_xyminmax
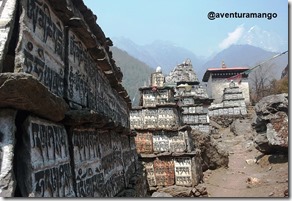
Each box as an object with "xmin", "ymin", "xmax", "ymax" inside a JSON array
[{"xmin": 203, "ymin": 117, "xmax": 289, "ymax": 198}]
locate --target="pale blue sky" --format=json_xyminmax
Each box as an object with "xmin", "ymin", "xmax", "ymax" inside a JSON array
[{"xmin": 83, "ymin": 0, "xmax": 288, "ymax": 57}]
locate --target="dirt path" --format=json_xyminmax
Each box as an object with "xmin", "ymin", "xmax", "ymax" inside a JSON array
[{"xmin": 203, "ymin": 125, "xmax": 288, "ymax": 198}]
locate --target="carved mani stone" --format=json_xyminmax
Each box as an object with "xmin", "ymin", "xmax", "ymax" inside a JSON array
[{"xmin": 17, "ymin": 116, "xmax": 74, "ymax": 197}]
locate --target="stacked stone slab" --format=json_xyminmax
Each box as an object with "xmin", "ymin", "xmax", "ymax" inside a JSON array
[
  {"xmin": 208, "ymin": 81, "xmax": 247, "ymax": 117},
  {"xmin": 130, "ymin": 68, "xmax": 203, "ymax": 192},
  {"xmin": 165, "ymin": 59, "xmax": 200, "ymax": 86},
  {"xmin": 175, "ymin": 85, "xmax": 212, "ymax": 133},
  {"xmin": 165, "ymin": 59, "xmax": 212, "ymax": 133},
  {"xmin": 0, "ymin": 0, "xmax": 146, "ymax": 197}
]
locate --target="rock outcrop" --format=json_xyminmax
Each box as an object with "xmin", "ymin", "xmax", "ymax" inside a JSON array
[
  {"xmin": 230, "ymin": 119, "xmax": 254, "ymax": 141},
  {"xmin": 252, "ymin": 93, "xmax": 288, "ymax": 154},
  {"xmin": 191, "ymin": 130, "xmax": 229, "ymax": 171}
]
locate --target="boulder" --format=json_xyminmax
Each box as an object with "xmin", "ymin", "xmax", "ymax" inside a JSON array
[
  {"xmin": 151, "ymin": 192, "xmax": 172, "ymax": 197},
  {"xmin": 230, "ymin": 119, "xmax": 255, "ymax": 141},
  {"xmin": 193, "ymin": 183, "xmax": 208, "ymax": 196},
  {"xmin": 191, "ymin": 130, "xmax": 229, "ymax": 171},
  {"xmin": 0, "ymin": 73, "xmax": 69, "ymax": 122},
  {"xmin": 252, "ymin": 93, "xmax": 288, "ymax": 154},
  {"xmin": 157, "ymin": 186, "xmax": 192, "ymax": 197}
]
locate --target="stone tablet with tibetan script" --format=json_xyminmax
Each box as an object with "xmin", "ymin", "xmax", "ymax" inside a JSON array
[
  {"xmin": 17, "ymin": 116, "xmax": 74, "ymax": 197},
  {"xmin": 15, "ymin": 0, "xmax": 65, "ymax": 97}
]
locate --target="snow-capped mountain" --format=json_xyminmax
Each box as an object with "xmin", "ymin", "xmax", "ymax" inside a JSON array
[{"xmin": 238, "ymin": 25, "xmax": 287, "ymax": 53}]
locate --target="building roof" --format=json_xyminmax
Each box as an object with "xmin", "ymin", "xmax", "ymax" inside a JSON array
[{"xmin": 202, "ymin": 67, "xmax": 249, "ymax": 82}]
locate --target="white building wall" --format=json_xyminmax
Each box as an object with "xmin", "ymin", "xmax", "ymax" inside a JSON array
[{"xmin": 208, "ymin": 77, "xmax": 250, "ymax": 105}]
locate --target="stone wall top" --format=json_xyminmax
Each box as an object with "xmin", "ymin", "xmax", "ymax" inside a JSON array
[
  {"xmin": 1, "ymin": 0, "xmax": 131, "ymax": 109},
  {"xmin": 50, "ymin": 0, "xmax": 131, "ymax": 107}
]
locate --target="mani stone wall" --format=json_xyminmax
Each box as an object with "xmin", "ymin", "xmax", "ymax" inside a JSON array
[
  {"xmin": 130, "ymin": 71, "xmax": 203, "ymax": 193},
  {"xmin": 208, "ymin": 81, "xmax": 247, "ymax": 118},
  {"xmin": 175, "ymin": 84, "xmax": 212, "ymax": 133},
  {"xmin": 0, "ymin": 0, "xmax": 147, "ymax": 197}
]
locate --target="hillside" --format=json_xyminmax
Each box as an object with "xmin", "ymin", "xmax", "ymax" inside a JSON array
[
  {"xmin": 111, "ymin": 46, "xmax": 155, "ymax": 106},
  {"xmin": 112, "ymin": 37, "xmax": 205, "ymax": 77}
]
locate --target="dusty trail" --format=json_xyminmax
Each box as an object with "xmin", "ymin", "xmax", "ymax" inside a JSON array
[{"xmin": 203, "ymin": 123, "xmax": 288, "ymax": 198}]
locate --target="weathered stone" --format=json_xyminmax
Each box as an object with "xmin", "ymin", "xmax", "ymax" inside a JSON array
[
  {"xmin": 16, "ymin": 0, "xmax": 65, "ymax": 98},
  {"xmin": 151, "ymin": 192, "xmax": 173, "ymax": 197},
  {"xmin": 130, "ymin": 167, "xmax": 148, "ymax": 197},
  {"xmin": 191, "ymin": 129, "xmax": 229, "ymax": 171},
  {"xmin": 165, "ymin": 59, "xmax": 200, "ymax": 85},
  {"xmin": 266, "ymin": 112, "xmax": 288, "ymax": 149},
  {"xmin": 0, "ymin": 109, "xmax": 17, "ymax": 197},
  {"xmin": 0, "ymin": 73, "xmax": 69, "ymax": 122},
  {"xmin": 17, "ymin": 116, "xmax": 75, "ymax": 197},
  {"xmin": 194, "ymin": 190, "xmax": 201, "ymax": 197},
  {"xmin": 194, "ymin": 183, "xmax": 207, "ymax": 195},
  {"xmin": 210, "ymin": 119, "xmax": 222, "ymax": 130},
  {"xmin": 62, "ymin": 109, "xmax": 106, "ymax": 126},
  {"xmin": 254, "ymin": 133, "xmax": 272, "ymax": 154},
  {"xmin": 230, "ymin": 119, "xmax": 255, "ymax": 141},
  {"xmin": 0, "ymin": 0, "xmax": 143, "ymax": 198},
  {"xmin": 157, "ymin": 186, "xmax": 193, "ymax": 197},
  {"xmin": 254, "ymin": 93, "xmax": 288, "ymax": 117},
  {"xmin": 62, "ymin": 109, "xmax": 128, "ymax": 133},
  {"xmin": 252, "ymin": 93, "xmax": 288, "ymax": 154},
  {"xmin": 0, "ymin": 0, "xmax": 18, "ymax": 73}
]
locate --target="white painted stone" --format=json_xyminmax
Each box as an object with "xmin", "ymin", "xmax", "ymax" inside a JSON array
[
  {"xmin": 174, "ymin": 157, "xmax": 193, "ymax": 186},
  {"xmin": 0, "ymin": 109, "xmax": 17, "ymax": 197}
]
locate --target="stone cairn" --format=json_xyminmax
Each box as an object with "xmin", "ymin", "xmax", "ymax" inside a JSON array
[
  {"xmin": 0, "ymin": 0, "xmax": 147, "ymax": 197},
  {"xmin": 130, "ymin": 65, "xmax": 203, "ymax": 194},
  {"xmin": 208, "ymin": 81, "xmax": 247, "ymax": 128},
  {"xmin": 208, "ymin": 81, "xmax": 247, "ymax": 116},
  {"xmin": 165, "ymin": 59, "xmax": 213, "ymax": 133}
]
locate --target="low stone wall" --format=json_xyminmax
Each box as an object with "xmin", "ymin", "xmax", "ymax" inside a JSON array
[{"xmin": 208, "ymin": 106, "xmax": 247, "ymax": 117}]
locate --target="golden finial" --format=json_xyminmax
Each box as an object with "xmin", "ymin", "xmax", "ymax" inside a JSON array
[{"xmin": 222, "ymin": 60, "xmax": 226, "ymax": 68}]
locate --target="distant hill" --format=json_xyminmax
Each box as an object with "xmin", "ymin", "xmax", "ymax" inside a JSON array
[
  {"xmin": 110, "ymin": 46, "xmax": 155, "ymax": 106},
  {"xmin": 112, "ymin": 37, "xmax": 205, "ymax": 78},
  {"xmin": 202, "ymin": 44, "xmax": 288, "ymax": 81}
]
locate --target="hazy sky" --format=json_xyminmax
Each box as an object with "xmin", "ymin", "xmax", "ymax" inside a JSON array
[{"xmin": 83, "ymin": 0, "xmax": 288, "ymax": 57}]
